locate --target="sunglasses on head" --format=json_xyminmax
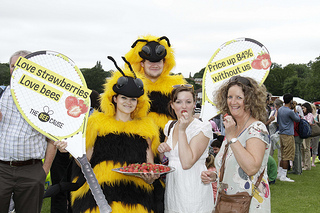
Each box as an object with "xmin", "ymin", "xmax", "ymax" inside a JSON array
[
  {"xmin": 172, "ymin": 84, "xmax": 194, "ymax": 89},
  {"xmin": 229, "ymin": 76, "xmax": 251, "ymax": 87}
]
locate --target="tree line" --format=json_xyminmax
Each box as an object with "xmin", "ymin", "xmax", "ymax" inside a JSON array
[{"xmin": 1, "ymin": 56, "xmax": 320, "ymax": 101}]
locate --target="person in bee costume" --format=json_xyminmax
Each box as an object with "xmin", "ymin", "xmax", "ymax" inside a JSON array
[
  {"xmin": 125, "ymin": 35, "xmax": 186, "ymax": 143},
  {"xmin": 58, "ymin": 57, "xmax": 162, "ymax": 213}
]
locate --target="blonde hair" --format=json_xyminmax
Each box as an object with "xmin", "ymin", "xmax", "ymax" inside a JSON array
[
  {"xmin": 205, "ymin": 154, "xmax": 215, "ymax": 169},
  {"xmin": 215, "ymin": 76, "xmax": 267, "ymax": 122}
]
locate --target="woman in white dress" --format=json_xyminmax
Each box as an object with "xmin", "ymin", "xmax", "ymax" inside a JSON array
[{"xmin": 157, "ymin": 84, "xmax": 214, "ymax": 213}]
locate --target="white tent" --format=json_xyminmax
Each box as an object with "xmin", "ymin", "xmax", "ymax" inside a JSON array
[{"xmin": 273, "ymin": 96, "xmax": 310, "ymax": 104}]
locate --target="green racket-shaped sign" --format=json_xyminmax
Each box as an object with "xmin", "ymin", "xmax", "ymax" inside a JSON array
[
  {"xmin": 200, "ymin": 38, "xmax": 271, "ymax": 121},
  {"xmin": 11, "ymin": 51, "xmax": 112, "ymax": 213}
]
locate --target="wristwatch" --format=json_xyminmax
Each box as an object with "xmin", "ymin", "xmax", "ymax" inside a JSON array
[{"xmin": 228, "ymin": 138, "xmax": 238, "ymax": 145}]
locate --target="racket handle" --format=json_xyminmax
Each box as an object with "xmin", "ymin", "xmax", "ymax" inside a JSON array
[{"xmin": 77, "ymin": 155, "xmax": 112, "ymax": 213}]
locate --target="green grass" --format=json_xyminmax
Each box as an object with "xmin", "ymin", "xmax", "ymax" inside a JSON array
[
  {"xmin": 270, "ymin": 149, "xmax": 320, "ymax": 212},
  {"xmin": 41, "ymin": 199, "xmax": 50, "ymax": 213},
  {"xmin": 41, "ymin": 150, "xmax": 320, "ymax": 212}
]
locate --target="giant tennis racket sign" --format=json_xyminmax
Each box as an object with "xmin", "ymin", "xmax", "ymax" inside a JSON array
[
  {"xmin": 11, "ymin": 51, "xmax": 112, "ymax": 212},
  {"xmin": 200, "ymin": 38, "xmax": 271, "ymax": 121}
]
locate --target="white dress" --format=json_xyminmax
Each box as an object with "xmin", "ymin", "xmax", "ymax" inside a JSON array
[{"xmin": 164, "ymin": 119, "xmax": 214, "ymax": 213}]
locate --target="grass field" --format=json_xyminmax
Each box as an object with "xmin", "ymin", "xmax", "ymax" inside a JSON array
[{"xmin": 40, "ymin": 150, "xmax": 320, "ymax": 212}]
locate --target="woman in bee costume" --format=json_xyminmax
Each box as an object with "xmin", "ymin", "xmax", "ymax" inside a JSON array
[
  {"xmin": 125, "ymin": 35, "xmax": 186, "ymax": 143},
  {"xmin": 70, "ymin": 57, "xmax": 162, "ymax": 213}
]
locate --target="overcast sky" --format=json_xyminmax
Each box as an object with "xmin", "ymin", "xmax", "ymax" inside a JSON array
[{"xmin": 1, "ymin": 0, "xmax": 319, "ymax": 78}]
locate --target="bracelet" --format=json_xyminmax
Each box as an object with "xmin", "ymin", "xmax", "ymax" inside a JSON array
[{"xmin": 211, "ymin": 171, "xmax": 218, "ymax": 183}]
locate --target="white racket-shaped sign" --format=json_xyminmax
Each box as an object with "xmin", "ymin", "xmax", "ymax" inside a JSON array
[
  {"xmin": 200, "ymin": 38, "xmax": 271, "ymax": 121},
  {"xmin": 10, "ymin": 51, "xmax": 112, "ymax": 213}
]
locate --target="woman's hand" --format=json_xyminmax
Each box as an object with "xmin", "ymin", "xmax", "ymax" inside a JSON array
[
  {"xmin": 201, "ymin": 170, "xmax": 217, "ymax": 184},
  {"xmin": 223, "ymin": 115, "xmax": 237, "ymax": 141},
  {"xmin": 179, "ymin": 110, "xmax": 191, "ymax": 131},
  {"xmin": 157, "ymin": 142, "xmax": 171, "ymax": 154},
  {"xmin": 53, "ymin": 141, "xmax": 68, "ymax": 153},
  {"xmin": 140, "ymin": 171, "xmax": 160, "ymax": 184}
]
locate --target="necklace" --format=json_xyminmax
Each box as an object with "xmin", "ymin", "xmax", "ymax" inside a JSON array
[{"xmin": 235, "ymin": 115, "xmax": 251, "ymax": 137}]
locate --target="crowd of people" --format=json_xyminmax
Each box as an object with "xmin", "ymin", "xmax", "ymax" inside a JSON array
[{"xmin": 3, "ymin": 34, "xmax": 319, "ymax": 213}]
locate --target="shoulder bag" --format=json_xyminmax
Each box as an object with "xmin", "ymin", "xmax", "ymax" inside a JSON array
[{"xmin": 215, "ymin": 142, "xmax": 265, "ymax": 213}]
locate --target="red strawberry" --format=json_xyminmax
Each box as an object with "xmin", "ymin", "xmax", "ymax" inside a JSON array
[
  {"xmin": 260, "ymin": 53, "xmax": 271, "ymax": 60},
  {"xmin": 65, "ymin": 96, "xmax": 79, "ymax": 110},
  {"xmin": 224, "ymin": 113, "xmax": 228, "ymax": 118},
  {"xmin": 261, "ymin": 58, "xmax": 272, "ymax": 70},
  {"xmin": 251, "ymin": 59, "xmax": 262, "ymax": 69},
  {"xmin": 78, "ymin": 99, "xmax": 89, "ymax": 114},
  {"xmin": 181, "ymin": 110, "xmax": 187, "ymax": 114},
  {"xmin": 67, "ymin": 105, "xmax": 82, "ymax": 118}
]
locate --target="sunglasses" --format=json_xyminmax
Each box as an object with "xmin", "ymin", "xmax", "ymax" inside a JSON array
[
  {"xmin": 116, "ymin": 76, "xmax": 144, "ymax": 91},
  {"xmin": 140, "ymin": 44, "xmax": 166, "ymax": 58},
  {"xmin": 229, "ymin": 76, "xmax": 251, "ymax": 87},
  {"xmin": 172, "ymin": 84, "xmax": 194, "ymax": 89}
]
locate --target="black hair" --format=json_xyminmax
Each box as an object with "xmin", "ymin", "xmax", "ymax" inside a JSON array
[
  {"xmin": 283, "ymin": 93, "xmax": 293, "ymax": 104},
  {"xmin": 302, "ymin": 102, "xmax": 313, "ymax": 115}
]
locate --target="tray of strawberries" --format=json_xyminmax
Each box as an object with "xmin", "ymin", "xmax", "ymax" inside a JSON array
[{"xmin": 112, "ymin": 163, "xmax": 175, "ymax": 176}]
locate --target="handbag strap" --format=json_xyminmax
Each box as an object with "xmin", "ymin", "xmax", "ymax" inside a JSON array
[
  {"xmin": 219, "ymin": 143, "xmax": 265, "ymax": 188},
  {"xmin": 167, "ymin": 120, "xmax": 177, "ymax": 137},
  {"xmin": 219, "ymin": 143, "xmax": 229, "ymax": 183}
]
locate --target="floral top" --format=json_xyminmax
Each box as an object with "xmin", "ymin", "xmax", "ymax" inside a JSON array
[
  {"xmin": 304, "ymin": 112, "xmax": 314, "ymax": 124},
  {"xmin": 215, "ymin": 121, "xmax": 271, "ymax": 212}
]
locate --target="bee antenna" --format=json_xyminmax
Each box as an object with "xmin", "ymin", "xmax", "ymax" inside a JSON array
[
  {"xmin": 121, "ymin": 56, "xmax": 137, "ymax": 78},
  {"xmin": 107, "ymin": 56, "xmax": 126, "ymax": 76}
]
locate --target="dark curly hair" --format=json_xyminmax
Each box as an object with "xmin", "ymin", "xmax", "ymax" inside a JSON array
[{"xmin": 214, "ymin": 76, "xmax": 267, "ymax": 122}]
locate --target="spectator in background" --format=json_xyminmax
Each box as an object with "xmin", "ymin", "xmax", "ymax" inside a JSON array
[
  {"xmin": 277, "ymin": 93, "xmax": 300, "ymax": 182},
  {"xmin": 212, "ymin": 114, "xmax": 225, "ymax": 135},
  {"xmin": 316, "ymin": 104, "xmax": 320, "ymax": 114},
  {"xmin": 267, "ymin": 155, "xmax": 277, "ymax": 184},
  {"xmin": 311, "ymin": 104, "xmax": 319, "ymax": 167},
  {"xmin": 269, "ymin": 98, "xmax": 283, "ymax": 157},
  {"xmin": 301, "ymin": 102, "xmax": 314, "ymax": 171},
  {"xmin": 209, "ymin": 119, "xmax": 220, "ymax": 133},
  {"xmin": 89, "ymin": 89, "xmax": 101, "ymax": 114},
  {"xmin": 266, "ymin": 92, "xmax": 272, "ymax": 118},
  {"xmin": 205, "ymin": 154, "xmax": 217, "ymax": 201},
  {"xmin": 210, "ymin": 135, "xmax": 223, "ymax": 157},
  {"xmin": 290, "ymin": 101, "xmax": 303, "ymax": 175}
]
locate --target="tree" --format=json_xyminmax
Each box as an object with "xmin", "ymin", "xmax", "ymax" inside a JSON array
[
  {"xmin": 81, "ymin": 61, "xmax": 111, "ymax": 93},
  {"xmin": 0, "ymin": 63, "xmax": 10, "ymax": 85},
  {"xmin": 264, "ymin": 64, "xmax": 287, "ymax": 96},
  {"xmin": 306, "ymin": 56, "xmax": 320, "ymax": 101},
  {"xmin": 264, "ymin": 63, "xmax": 311, "ymax": 97},
  {"xmin": 282, "ymin": 76, "xmax": 300, "ymax": 96},
  {"xmin": 193, "ymin": 68, "xmax": 205, "ymax": 78}
]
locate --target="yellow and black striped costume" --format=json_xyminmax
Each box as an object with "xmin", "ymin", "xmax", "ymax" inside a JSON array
[{"xmin": 71, "ymin": 70, "xmax": 162, "ymax": 213}]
